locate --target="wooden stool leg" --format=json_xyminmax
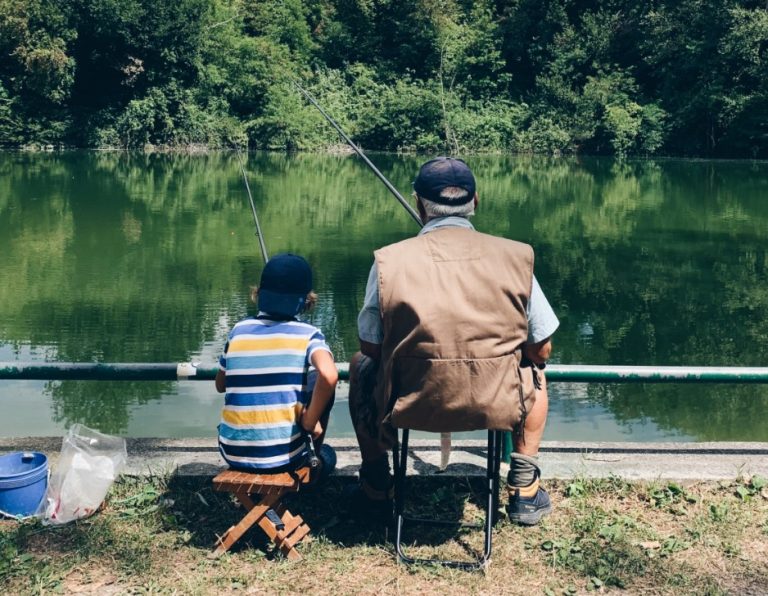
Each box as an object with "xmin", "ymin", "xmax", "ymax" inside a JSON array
[
  {"xmin": 276, "ymin": 514, "xmax": 311, "ymax": 560},
  {"xmin": 209, "ymin": 491, "xmax": 281, "ymax": 559},
  {"xmin": 257, "ymin": 487, "xmax": 310, "ymax": 561}
]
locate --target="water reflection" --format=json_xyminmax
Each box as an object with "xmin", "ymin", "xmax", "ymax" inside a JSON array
[{"xmin": 1, "ymin": 152, "xmax": 766, "ymax": 440}]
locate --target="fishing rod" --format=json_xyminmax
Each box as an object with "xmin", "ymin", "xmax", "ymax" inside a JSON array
[
  {"xmin": 293, "ymin": 81, "xmax": 423, "ymax": 227},
  {"xmin": 291, "ymin": 82, "xmax": 460, "ymax": 465},
  {"xmin": 233, "ymin": 145, "xmax": 269, "ymax": 263},
  {"xmin": 232, "ymin": 144, "xmax": 321, "ymax": 474}
]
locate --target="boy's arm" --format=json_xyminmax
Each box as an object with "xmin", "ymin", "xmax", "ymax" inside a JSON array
[{"xmin": 301, "ymin": 349, "xmax": 338, "ymax": 437}]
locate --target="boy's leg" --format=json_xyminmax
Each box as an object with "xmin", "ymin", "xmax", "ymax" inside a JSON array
[{"xmin": 348, "ymin": 352, "xmax": 393, "ymax": 500}]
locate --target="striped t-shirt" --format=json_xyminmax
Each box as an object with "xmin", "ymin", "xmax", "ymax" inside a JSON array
[{"xmin": 218, "ymin": 316, "xmax": 331, "ymax": 471}]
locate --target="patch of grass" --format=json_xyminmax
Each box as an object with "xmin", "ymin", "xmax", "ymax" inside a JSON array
[
  {"xmin": 564, "ymin": 474, "xmax": 631, "ymax": 500},
  {"xmin": 0, "ymin": 475, "xmax": 767, "ymax": 594}
]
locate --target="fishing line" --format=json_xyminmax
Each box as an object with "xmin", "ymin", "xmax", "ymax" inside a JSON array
[
  {"xmin": 233, "ymin": 144, "xmax": 269, "ymax": 263},
  {"xmin": 232, "ymin": 144, "xmax": 320, "ymax": 473},
  {"xmin": 293, "ymin": 81, "xmax": 423, "ymax": 227}
]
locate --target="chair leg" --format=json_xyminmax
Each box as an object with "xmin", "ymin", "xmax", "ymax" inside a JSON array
[
  {"xmin": 483, "ymin": 430, "xmax": 502, "ymax": 562},
  {"xmin": 393, "ymin": 428, "xmax": 501, "ymax": 570},
  {"xmin": 262, "ymin": 509, "xmax": 310, "ymax": 560},
  {"xmin": 393, "ymin": 428, "xmax": 409, "ymax": 517},
  {"xmin": 393, "ymin": 429, "xmax": 409, "ymax": 564},
  {"xmin": 493, "ymin": 431, "xmax": 506, "ymax": 525}
]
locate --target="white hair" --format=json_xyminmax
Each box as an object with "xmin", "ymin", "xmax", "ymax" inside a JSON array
[{"xmin": 417, "ymin": 186, "xmax": 475, "ymax": 218}]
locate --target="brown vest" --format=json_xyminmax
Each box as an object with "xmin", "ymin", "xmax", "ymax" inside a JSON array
[{"xmin": 374, "ymin": 227, "xmax": 534, "ymax": 434}]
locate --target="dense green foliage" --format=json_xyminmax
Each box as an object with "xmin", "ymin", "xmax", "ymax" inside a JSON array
[{"xmin": 1, "ymin": 0, "xmax": 766, "ymax": 156}]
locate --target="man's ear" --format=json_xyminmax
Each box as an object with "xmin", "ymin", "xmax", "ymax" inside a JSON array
[
  {"xmin": 416, "ymin": 196, "xmax": 427, "ymax": 220},
  {"xmin": 473, "ymin": 192, "xmax": 479, "ymax": 209}
]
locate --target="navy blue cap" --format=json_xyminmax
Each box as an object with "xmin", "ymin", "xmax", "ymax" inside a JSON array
[
  {"xmin": 258, "ymin": 253, "xmax": 312, "ymax": 317},
  {"xmin": 413, "ymin": 157, "xmax": 476, "ymax": 205}
]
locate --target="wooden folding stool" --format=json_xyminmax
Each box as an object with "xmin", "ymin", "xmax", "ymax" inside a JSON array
[{"xmin": 210, "ymin": 467, "xmax": 312, "ymax": 560}]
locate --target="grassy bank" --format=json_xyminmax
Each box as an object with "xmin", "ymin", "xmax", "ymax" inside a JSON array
[{"xmin": 1, "ymin": 474, "xmax": 766, "ymax": 595}]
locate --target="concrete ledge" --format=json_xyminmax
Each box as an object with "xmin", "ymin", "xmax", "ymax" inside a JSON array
[{"xmin": 2, "ymin": 438, "xmax": 767, "ymax": 481}]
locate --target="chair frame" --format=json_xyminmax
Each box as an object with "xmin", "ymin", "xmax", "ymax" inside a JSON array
[{"xmin": 392, "ymin": 429, "xmax": 503, "ymax": 570}]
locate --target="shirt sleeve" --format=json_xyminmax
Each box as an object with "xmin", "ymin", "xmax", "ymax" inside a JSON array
[
  {"xmin": 307, "ymin": 328, "xmax": 332, "ymax": 361},
  {"xmin": 526, "ymin": 275, "xmax": 560, "ymax": 344},
  {"xmin": 357, "ymin": 262, "xmax": 383, "ymax": 344}
]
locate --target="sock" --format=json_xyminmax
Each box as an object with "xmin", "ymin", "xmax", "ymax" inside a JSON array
[{"xmin": 508, "ymin": 453, "xmax": 539, "ymax": 488}]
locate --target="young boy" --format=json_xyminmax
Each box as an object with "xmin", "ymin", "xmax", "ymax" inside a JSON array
[{"xmin": 215, "ymin": 253, "xmax": 338, "ymax": 475}]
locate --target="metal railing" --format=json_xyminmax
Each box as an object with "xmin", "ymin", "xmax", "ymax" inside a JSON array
[{"xmin": 2, "ymin": 362, "xmax": 768, "ymax": 383}]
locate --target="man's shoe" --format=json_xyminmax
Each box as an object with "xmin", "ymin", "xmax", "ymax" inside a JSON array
[
  {"xmin": 507, "ymin": 480, "xmax": 552, "ymax": 526},
  {"xmin": 343, "ymin": 480, "xmax": 394, "ymax": 523}
]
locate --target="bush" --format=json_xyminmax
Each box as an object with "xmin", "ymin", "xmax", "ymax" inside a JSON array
[
  {"xmin": 356, "ymin": 77, "xmax": 443, "ymax": 152},
  {"xmin": 449, "ymin": 99, "xmax": 529, "ymax": 152},
  {"xmin": 518, "ymin": 117, "xmax": 573, "ymax": 154}
]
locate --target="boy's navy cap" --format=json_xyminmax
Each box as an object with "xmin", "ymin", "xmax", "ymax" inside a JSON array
[
  {"xmin": 413, "ymin": 157, "xmax": 476, "ymax": 205},
  {"xmin": 258, "ymin": 253, "xmax": 312, "ymax": 317}
]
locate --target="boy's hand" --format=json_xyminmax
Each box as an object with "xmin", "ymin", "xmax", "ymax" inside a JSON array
[{"xmin": 300, "ymin": 409, "xmax": 323, "ymax": 439}]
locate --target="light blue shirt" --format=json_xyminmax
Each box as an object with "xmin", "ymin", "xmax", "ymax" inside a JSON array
[{"xmin": 357, "ymin": 216, "xmax": 559, "ymax": 345}]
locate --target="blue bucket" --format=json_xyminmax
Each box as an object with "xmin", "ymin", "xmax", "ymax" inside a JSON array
[{"xmin": 0, "ymin": 451, "xmax": 48, "ymax": 518}]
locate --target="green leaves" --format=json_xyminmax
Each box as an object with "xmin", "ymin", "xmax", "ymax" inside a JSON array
[
  {"xmin": 734, "ymin": 475, "xmax": 767, "ymax": 502},
  {"xmin": 648, "ymin": 482, "xmax": 698, "ymax": 514},
  {"xmin": 0, "ymin": 0, "xmax": 766, "ymax": 155}
]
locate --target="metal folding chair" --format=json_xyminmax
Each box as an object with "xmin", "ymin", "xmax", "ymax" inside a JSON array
[{"xmin": 392, "ymin": 428, "xmax": 503, "ymax": 570}]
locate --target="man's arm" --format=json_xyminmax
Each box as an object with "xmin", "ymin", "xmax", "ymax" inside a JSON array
[
  {"xmin": 523, "ymin": 337, "xmax": 552, "ymax": 365},
  {"xmin": 215, "ymin": 369, "xmax": 226, "ymax": 393},
  {"xmin": 525, "ymin": 276, "xmax": 558, "ymax": 365},
  {"xmin": 357, "ymin": 262, "xmax": 383, "ymax": 361}
]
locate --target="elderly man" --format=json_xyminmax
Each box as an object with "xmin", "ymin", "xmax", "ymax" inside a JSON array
[{"xmin": 348, "ymin": 157, "xmax": 559, "ymax": 525}]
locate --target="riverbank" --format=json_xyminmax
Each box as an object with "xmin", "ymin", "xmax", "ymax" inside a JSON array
[
  {"xmin": 3, "ymin": 437, "xmax": 768, "ymax": 481},
  {"xmin": 1, "ymin": 471, "xmax": 766, "ymax": 594}
]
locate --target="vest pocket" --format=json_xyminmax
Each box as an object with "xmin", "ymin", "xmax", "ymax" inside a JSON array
[{"xmin": 389, "ymin": 353, "xmax": 529, "ymax": 432}]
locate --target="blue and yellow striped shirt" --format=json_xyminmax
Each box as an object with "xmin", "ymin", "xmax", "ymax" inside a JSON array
[{"xmin": 218, "ymin": 317, "xmax": 331, "ymax": 471}]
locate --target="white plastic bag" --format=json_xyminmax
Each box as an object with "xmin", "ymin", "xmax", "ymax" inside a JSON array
[{"xmin": 41, "ymin": 424, "xmax": 127, "ymax": 524}]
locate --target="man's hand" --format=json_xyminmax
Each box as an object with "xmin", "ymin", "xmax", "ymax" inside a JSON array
[{"xmin": 523, "ymin": 337, "xmax": 552, "ymax": 365}]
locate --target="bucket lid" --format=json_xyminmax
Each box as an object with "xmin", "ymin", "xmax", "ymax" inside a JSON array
[{"xmin": 0, "ymin": 451, "xmax": 48, "ymax": 479}]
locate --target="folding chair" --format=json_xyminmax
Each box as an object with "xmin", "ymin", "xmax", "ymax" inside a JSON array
[
  {"xmin": 392, "ymin": 428, "xmax": 503, "ymax": 570},
  {"xmin": 210, "ymin": 467, "xmax": 312, "ymax": 560}
]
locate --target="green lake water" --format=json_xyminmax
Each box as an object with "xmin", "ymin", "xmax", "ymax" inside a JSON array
[{"xmin": 1, "ymin": 151, "xmax": 767, "ymax": 441}]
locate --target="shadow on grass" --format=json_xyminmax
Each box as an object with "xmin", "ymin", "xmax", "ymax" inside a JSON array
[{"xmin": 162, "ymin": 471, "xmax": 497, "ymax": 562}]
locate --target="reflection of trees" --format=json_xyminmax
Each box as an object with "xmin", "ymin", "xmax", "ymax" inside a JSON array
[
  {"xmin": 1, "ymin": 153, "xmax": 767, "ymax": 439},
  {"xmin": 587, "ymin": 384, "xmax": 768, "ymax": 442},
  {"xmin": 47, "ymin": 381, "xmax": 177, "ymax": 435},
  {"xmin": 476, "ymin": 157, "xmax": 768, "ymax": 440}
]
